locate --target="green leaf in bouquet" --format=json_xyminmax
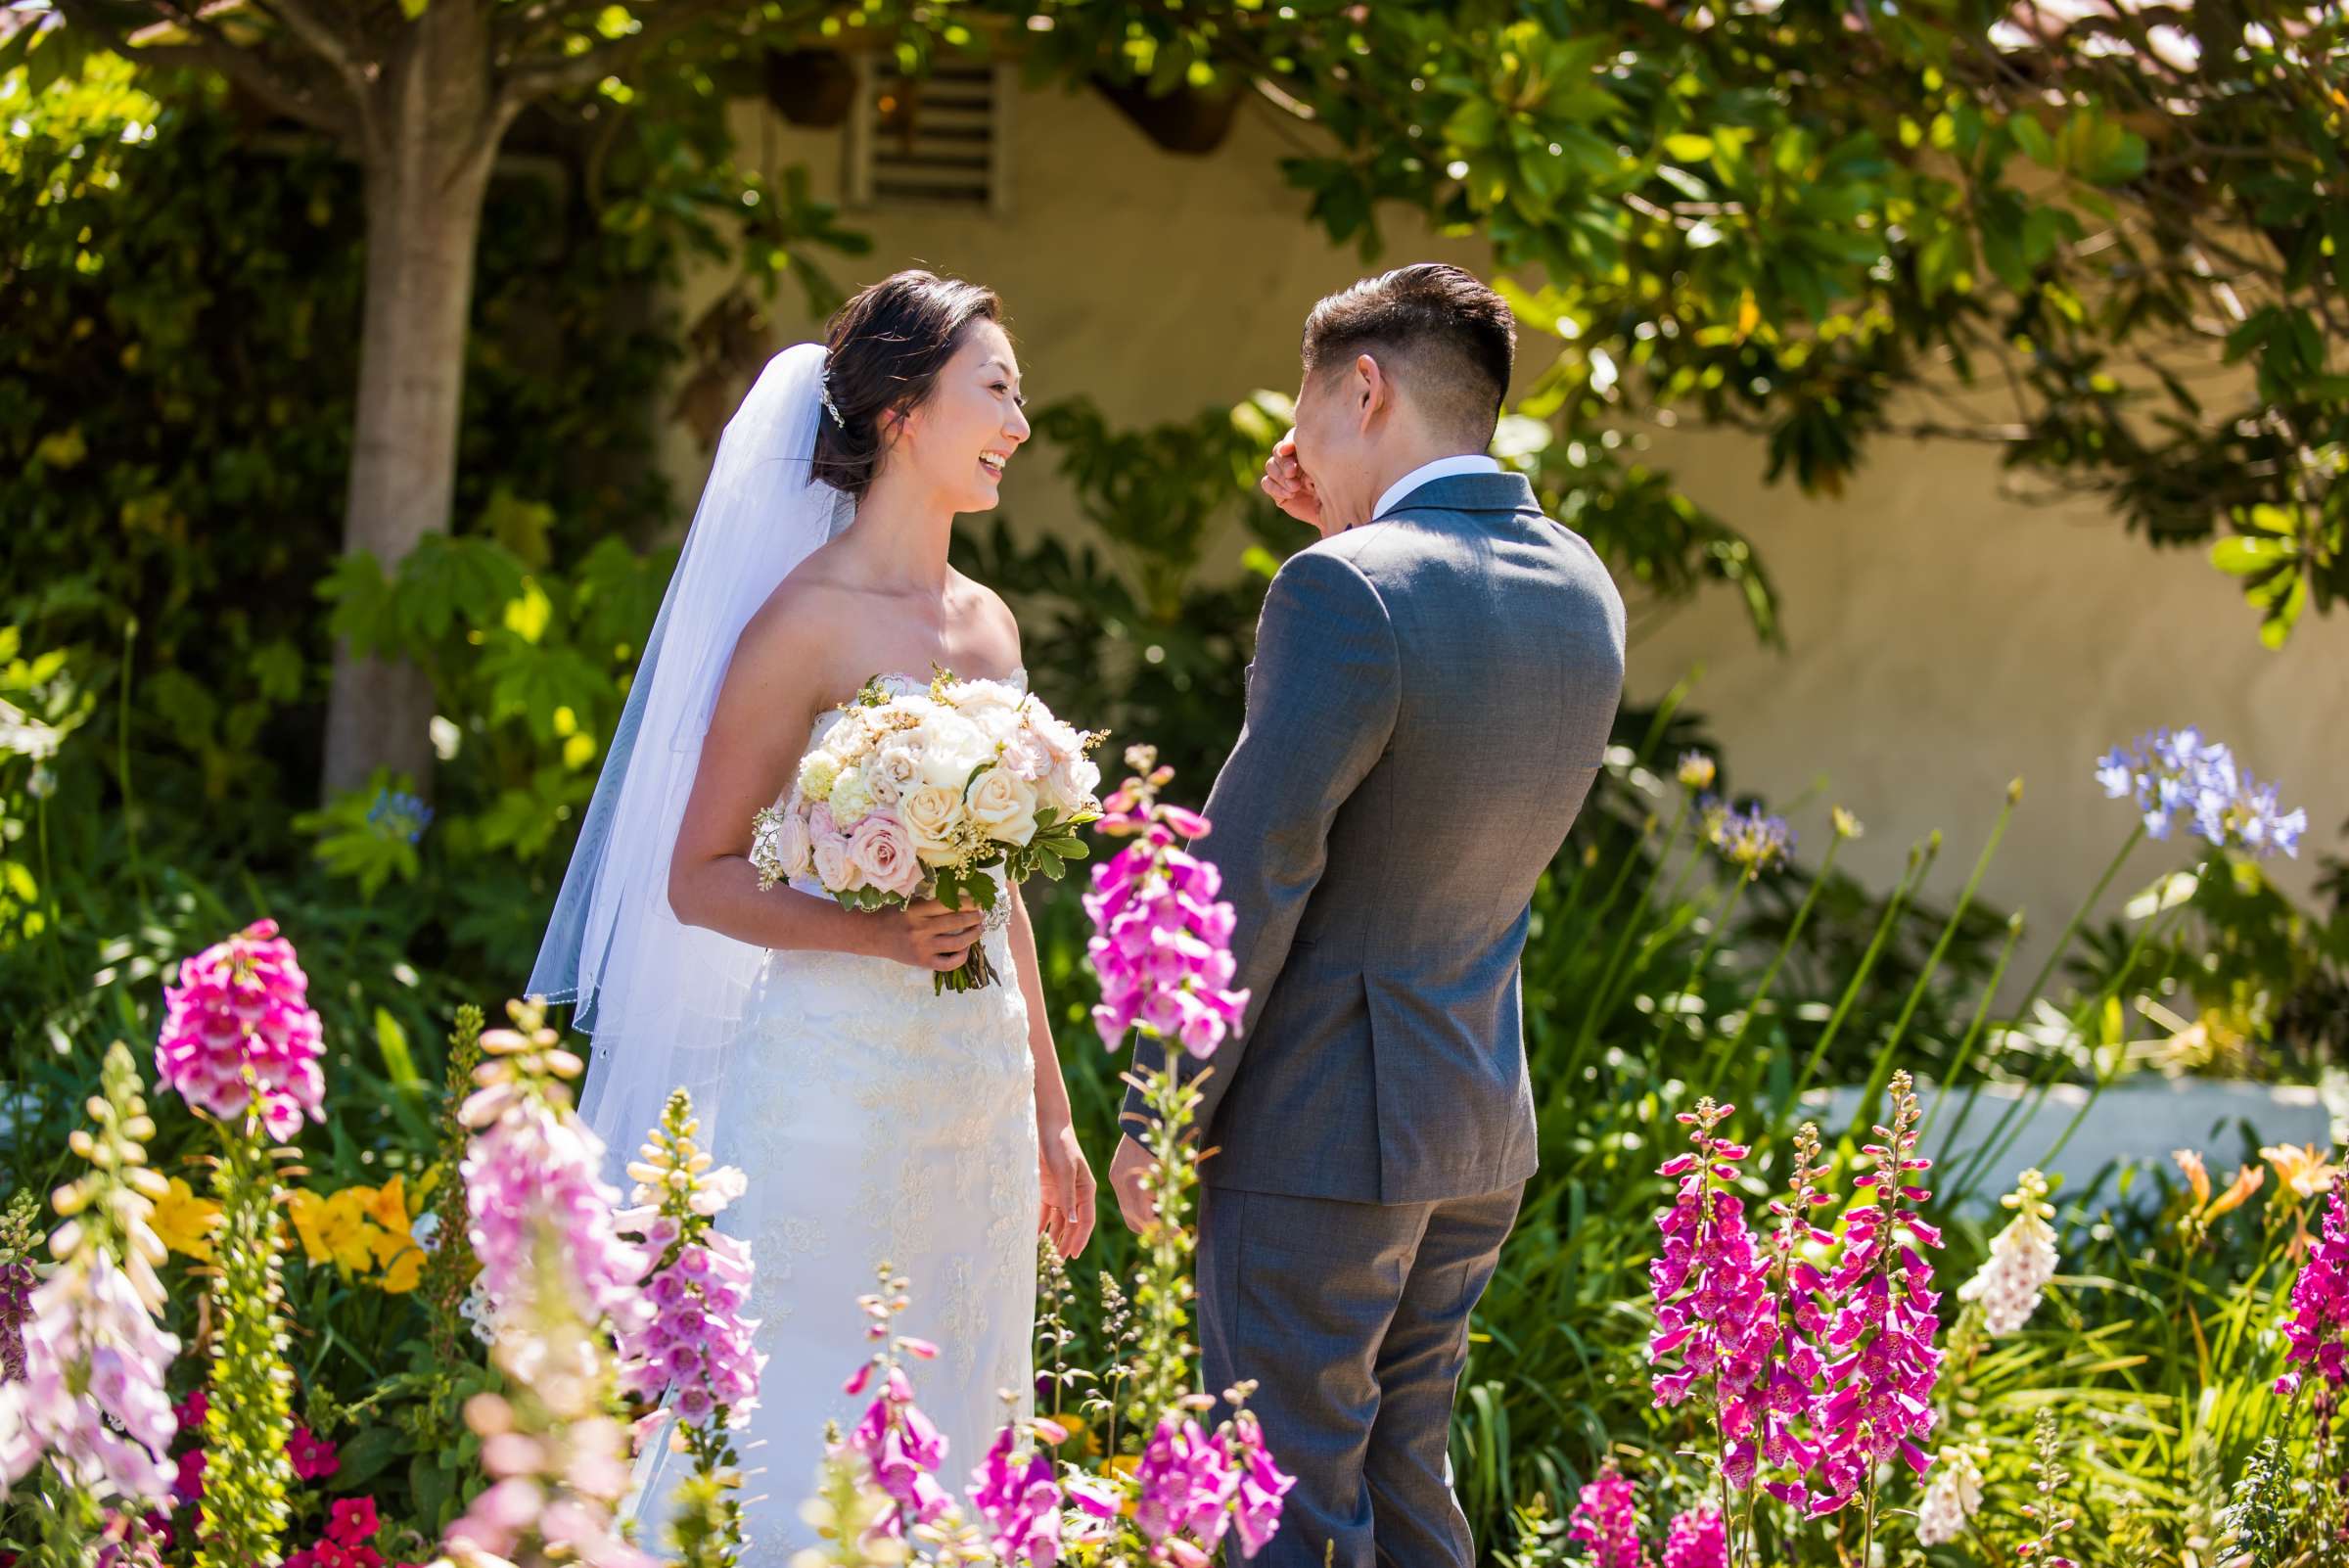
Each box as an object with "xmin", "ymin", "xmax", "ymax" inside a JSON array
[{"xmin": 971, "ymin": 874, "xmax": 999, "ymax": 911}]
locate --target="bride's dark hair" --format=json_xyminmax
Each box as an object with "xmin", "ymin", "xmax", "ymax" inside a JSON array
[{"xmin": 813, "ymin": 268, "xmax": 1004, "ymax": 499}]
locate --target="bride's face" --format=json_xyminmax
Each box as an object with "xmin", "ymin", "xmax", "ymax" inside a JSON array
[{"xmin": 889, "ymin": 321, "xmax": 1030, "ymax": 512}]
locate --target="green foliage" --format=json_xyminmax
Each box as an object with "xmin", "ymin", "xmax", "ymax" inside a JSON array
[{"xmin": 1021, "ymin": 0, "xmax": 2349, "ymax": 639}]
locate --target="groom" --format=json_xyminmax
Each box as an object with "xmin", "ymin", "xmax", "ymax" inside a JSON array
[{"xmin": 1111, "ymin": 263, "xmax": 1626, "ymax": 1567}]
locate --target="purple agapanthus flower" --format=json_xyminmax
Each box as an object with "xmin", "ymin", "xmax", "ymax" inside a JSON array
[{"xmin": 2096, "ymin": 727, "xmax": 2307, "ymax": 858}]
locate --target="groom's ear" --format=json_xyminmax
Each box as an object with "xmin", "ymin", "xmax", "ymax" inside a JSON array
[{"xmin": 1353, "ymin": 352, "xmax": 1391, "ymax": 430}]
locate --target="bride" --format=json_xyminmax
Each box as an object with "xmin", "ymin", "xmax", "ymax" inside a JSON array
[{"xmin": 527, "ymin": 270, "xmax": 1098, "ymax": 1557}]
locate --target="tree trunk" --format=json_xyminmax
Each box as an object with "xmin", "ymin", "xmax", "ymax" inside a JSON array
[{"xmin": 320, "ymin": 3, "xmax": 501, "ymax": 798}]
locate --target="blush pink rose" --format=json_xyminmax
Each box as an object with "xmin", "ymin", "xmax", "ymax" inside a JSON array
[
  {"xmin": 811, "ymin": 828, "xmax": 860, "ymax": 893},
  {"xmin": 846, "ymin": 811, "xmax": 923, "ymax": 899},
  {"xmin": 774, "ymin": 808, "xmax": 815, "ymax": 881}
]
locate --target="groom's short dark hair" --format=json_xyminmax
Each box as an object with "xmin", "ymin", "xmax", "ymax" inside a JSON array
[{"xmin": 1301, "ymin": 264, "xmax": 1516, "ymax": 440}]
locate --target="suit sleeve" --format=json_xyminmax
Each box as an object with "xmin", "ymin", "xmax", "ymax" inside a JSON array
[{"xmin": 1122, "ymin": 547, "xmax": 1400, "ymax": 1144}]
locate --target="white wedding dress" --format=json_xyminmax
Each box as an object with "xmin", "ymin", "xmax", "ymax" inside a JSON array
[{"xmin": 654, "ymin": 671, "xmax": 1041, "ymax": 1560}]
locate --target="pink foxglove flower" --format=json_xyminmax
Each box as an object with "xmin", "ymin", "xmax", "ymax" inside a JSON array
[
  {"xmin": 155, "ymin": 919, "xmax": 326, "ymax": 1140},
  {"xmin": 2277, "ymin": 1176, "xmax": 2349, "ymax": 1397},
  {"xmin": 1564, "ymin": 1461, "xmax": 1650, "ymax": 1568},
  {"xmin": 1131, "ymin": 1413, "xmax": 1240, "ymax": 1560},
  {"xmin": 457, "ymin": 1016, "xmax": 648, "ymax": 1339},
  {"xmin": 613, "ymin": 1097, "xmax": 763, "ymax": 1433},
  {"xmin": 967, "ymin": 1423, "xmax": 1063, "ymax": 1567},
  {"xmin": 443, "ymin": 1004, "xmax": 658, "ymax": 1568},
  {"xmin": 1084, "ymin": 751, "xmax": 1248, "ymax": 1058},
  {"xmin": 1754, "ymin": 1123, "xmax": 1834, "ymax": 1510},
  {"xmin": 1648, "ymin": 1099, "xmax": 1775, "ymax": 1488},
  {"xmin": 0, "ymin": 1249, "xmax": 180, "ymax": 1504},
  {"xmin": 1229, "ymin": 1409, "xmax": 1296, "ymax": 1559},
  {"xmin": 844, "ymin": 1363, "xmax": 953, "ymax": 1530},
  {"xmin": 1661, "ymin": 1505, "xmax": 1727, "ymax": 1568},
  {"xmin": 1914, "ymin": 1444, "xmax": 1985, "ymax": 1545},
  {"xmin": 1957, "ymin": 1170, "xmax": 2057, "ymax": 1337},
  {"xmin": 1810, "ymin": 1072, "xmax": 1943, "ymax": 1514}
]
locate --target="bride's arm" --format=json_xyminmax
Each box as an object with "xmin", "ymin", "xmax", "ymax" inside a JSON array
[
  {"xmin": 667, "ymin": 594, "xmax": 983, "ymax": 971},
  {"xmin": 1008, "ymin": 881, "xmax": 1096, "ymax": 1260}
]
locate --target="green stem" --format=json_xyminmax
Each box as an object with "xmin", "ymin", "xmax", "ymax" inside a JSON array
[
  {"xmin": 1782, "ymin": 837, "xmax": 1940, "ymax": 1119},
  {"xmin": 1921, "ymin": 912, "xmax": 2025, "ymax": 1178},
  {"xmin": 1554, "ymin": 829, "xmax": 1643, "ymax": 975},
  {"xmin": 34, "ymin": 784, "xmax": 69, "ymax": 995},
  {"xmin": 1850, "ymin": 793, "xmax": 2016, "ymax": 1130},
  {"xmin": 116, "ymin": 617, "xmax": 146, "ymax": 910},
  {"xmin": 2030, "ymin": 899, "xmax": 2195, "ymax": 1173},
  {"xmin": 1954, "ymin": 890, "xmax": 2187, "ymax": 1197},
  {"xmin": 1653, "ymin": 874, "xmax": 1748, "ymax": 1056},
  {"xmin": 1705, "ymin": 828, "xmax": 1848, "ymax": 1094},
  {"xmin": 1936, "ymin": 823, "xmax": 2144, "ymax": 1160},
  {"xmin": 1577, "ymin": 806, "xmax": 1703, "ymax": 1045}
]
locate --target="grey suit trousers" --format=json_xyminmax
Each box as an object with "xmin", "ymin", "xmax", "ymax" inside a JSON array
[{"xmin": 1197, "ymin": 1183, "xmax": 1523, "ymax": 1568}]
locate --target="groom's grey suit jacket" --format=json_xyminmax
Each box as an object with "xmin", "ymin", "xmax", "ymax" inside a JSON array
[{"xmin": 1128, "ymin": 469, "xmax": 1627, "ymax": 1204}]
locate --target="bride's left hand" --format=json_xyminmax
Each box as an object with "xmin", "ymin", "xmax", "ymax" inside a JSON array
[{"xmin": 1038, "ymin": 1118, "xmax": 1097, "ymax": 1260}]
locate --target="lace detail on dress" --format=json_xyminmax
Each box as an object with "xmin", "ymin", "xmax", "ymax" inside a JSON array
[{"xmin": 654, "ymin": 885, "xmax": 1037, "ymax": 1563}]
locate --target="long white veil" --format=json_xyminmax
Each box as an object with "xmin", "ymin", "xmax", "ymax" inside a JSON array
[{"xmin": 528, "ymin": 343, "xmax": 852, "ymax": 1169}]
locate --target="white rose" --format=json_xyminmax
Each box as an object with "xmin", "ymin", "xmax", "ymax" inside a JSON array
[
  {"xmin": 898, "ymin": 784, "xmax": 965, "ymax": 866},
  {"xmin": 1032, "ymin": 712, "xmax": 1086, "ymax": 767},
  {"xmin": 998, "ymin": 721, "xmax": 1053, "ymax": 782},
  {"xmin": 1047, "ymin": 754, "xmax": 1102, "ymax": 815},
  {"xmin": 827, "ymin": 767, "xmax": 875, "ymax": 828},
  {"xmin": 866, "ymin": 741, "xmax": 919, "ymax": 807},
  {"xmin": 915, "ymin": 713, "xmax": 994, "ymax": 791},
  {"xmin": 860, "ymin": 757, "xmax": 902, "ymax": 810},
  {"xmin": 965, "ymin": 764, "xmax": 1039, "ymax": 847}
]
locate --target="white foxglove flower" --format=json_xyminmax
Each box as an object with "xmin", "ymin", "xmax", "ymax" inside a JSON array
[
  {"xmin": 1916, "ymin": 1444, "xmax": 1986, "ymax": 1545},
  {"xmin": 1958, "ymin": 1169, "xmax": 2058, "ymax": 1336},
  {"xmin": 459, "ymin": 1273, "xmax": 497, "ymax": 1347}
]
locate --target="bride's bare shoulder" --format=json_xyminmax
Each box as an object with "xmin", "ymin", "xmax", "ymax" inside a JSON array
[
  {"xmin": 730, "ymin": 570, "xmax": 852, "ymax": 683},
  {"xmin": 948, "ymin": 568, "xmax": 1023, "ymax": 666}
]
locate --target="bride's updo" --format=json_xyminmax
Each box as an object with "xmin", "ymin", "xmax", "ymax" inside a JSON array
[{"xmin": 812, "ymin": 268, "xmax": 1004, "ymax": 499}]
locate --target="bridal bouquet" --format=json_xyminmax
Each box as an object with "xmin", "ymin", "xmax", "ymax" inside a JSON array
[{"xmin": 750, "ymin": 672, "xmax": 1104, "ymax": 992}]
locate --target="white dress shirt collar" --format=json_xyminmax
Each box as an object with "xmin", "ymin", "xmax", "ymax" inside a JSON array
[{"xmin": 1371, "ymin": 453, "xmax": 1504, "ymax": 522}]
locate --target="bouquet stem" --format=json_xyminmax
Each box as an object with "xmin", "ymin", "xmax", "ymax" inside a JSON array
[{"xmin": 936, "ymin": 939, "xmax": 999, "ymax": 994}]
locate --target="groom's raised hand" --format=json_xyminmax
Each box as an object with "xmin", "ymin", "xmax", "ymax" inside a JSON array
[{"xmin": 1260, "ymin": 430, "xmax": 1324, "ymax": 531}]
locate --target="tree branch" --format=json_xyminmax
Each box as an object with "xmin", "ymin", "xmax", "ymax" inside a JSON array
[
  {"xmin": 493, "ymin": 0, "xmax": 744, "ymax": 116},
  {"xmin": 246, "ymin": 0, "xmax": 369, "ymax": 82},
  {"xmin": 54, "ymin": 0, "xmax": 355, "ymax": 138}
]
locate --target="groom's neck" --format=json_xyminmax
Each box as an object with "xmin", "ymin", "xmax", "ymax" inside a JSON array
[{"xmin": 1349, "ymin": 434, "xmax": 1486, "ymax": 530}]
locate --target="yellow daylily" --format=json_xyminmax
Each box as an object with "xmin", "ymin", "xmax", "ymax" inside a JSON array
[
  {"xmin": 357, "ymin": 1176, "xmax": 409, "ymax": 1233},
  {"xmin": 153, "ymin": 1176, "xmax": 220, "ymax": 1262},
  {"xmin": 2173, "ymin": 1147, "xmax": 2264, "ymax": 1246},
  {"xmin": 287, "ymin": 1187, "xmax": 378, "ymax": 1274},
  {"xmin": 2261, "ymin": 1142, "xmax": 2342, "ymax": 1204}
]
